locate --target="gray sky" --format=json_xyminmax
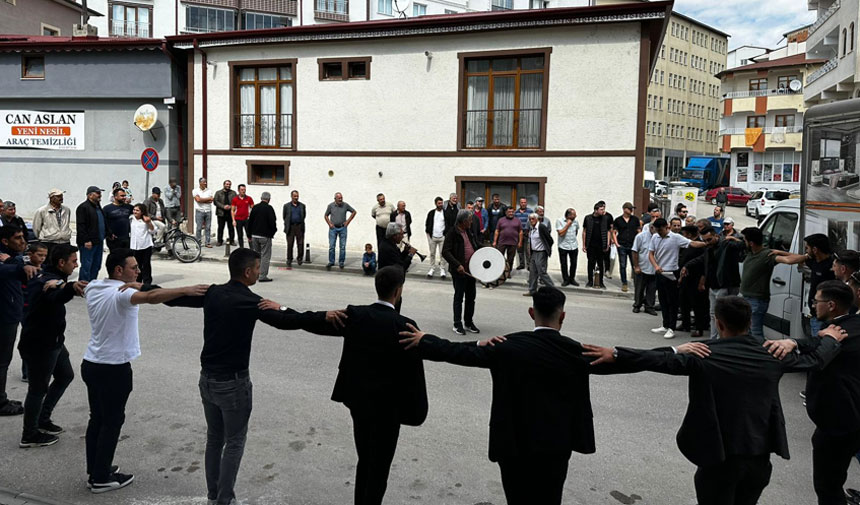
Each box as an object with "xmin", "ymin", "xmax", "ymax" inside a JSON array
[{"xmin": 674, "ymin": 0, "xmax": 817, "ymax": 50}]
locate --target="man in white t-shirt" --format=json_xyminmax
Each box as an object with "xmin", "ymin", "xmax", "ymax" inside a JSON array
[
  {"xmin": 82, "ymin": 248, "xmax": 208, "ymax": 494},
  {"xmin": 192, "ymin": 178, "xmax": 214, "ymax": 248},
  {"xmin": 647, "ymin": 217, "xmax": 706, "ymax": 339}
]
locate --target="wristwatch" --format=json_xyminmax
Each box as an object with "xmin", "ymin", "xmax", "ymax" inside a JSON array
[
  {"xmin": 612, "ymin": 347, "xmax": 619, "ymax": 359},
  {"xmin": 279, "ymin": 305, "xmax": 287, "ymax": 312}
]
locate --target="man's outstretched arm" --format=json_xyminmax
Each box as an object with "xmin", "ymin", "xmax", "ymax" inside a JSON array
[
  {"xmin": 129, "ymin": 284, "xmax": 210, "ymax": 305},
  {"xmin": 399, "ymin": 323, "xmax": 502, "ymax": 368},
  {"xmin": 583, "ymin": 342, "xmax": 710, "ymax": 376},
  {"xmin": 257, "ymin": 299, "xmax": 347, "ymax": 335}
]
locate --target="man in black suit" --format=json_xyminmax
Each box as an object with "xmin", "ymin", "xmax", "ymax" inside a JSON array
[
  {"xmin": 377, "ymin": 223, "xmax": 416, "ymax": 313},
  {"xmin": 397, "ymin": 287, "xmax": 696, "ymax": 505},
  {"xmin": 314, "ymin": 266, "xmax": 428, "ymax": 505},
  {"xmin": 584, "ymin": 295, "xmax": 847, "ymax": 505},
  {"xmin": 442, "ymin": 210, "xmax": 481, "ymax": 336},
  {"xmin": 247, "ymin": 192, "xmax": 277, "ymax": 282},
  {"xmin": 763, "ymin": 280, "xmax": 860, "ymax": 505}
]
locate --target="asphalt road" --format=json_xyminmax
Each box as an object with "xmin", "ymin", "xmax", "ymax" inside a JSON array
[{"xmin": 0, "ymin": 256, "xmax": 853, "ymax": 505}]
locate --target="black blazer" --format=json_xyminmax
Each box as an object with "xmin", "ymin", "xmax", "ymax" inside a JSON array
[
  {"xmin": 796, "ymin": 313, "xmax": 860, "ymax": 436},
  {"xmin": 442, "ymin": 226, "xmax": 481, "ymax": 277},
  {"xmin": 248, "ymin": 201, "xmax": 277, "ymax": 238},
  {"xmin": 525, "ymin": 221, "xmax": 554, "ymax": 258},
  {"xmin": 390, "ymin": 209, "xmax": 412, "ymax": 238},
  {"xmin": 378, "ymin": 239, "xmax": 412, "ymax": 272},
  {"xmin": 282, "ymin": 201, "xmax": 307, "ymax": 233},
  {"xmin": 616, "ymin": 334, "xmax": 842, "ymax": 467},
  {"xmin": 685, "ymin": 237, "xmax": 744, "ymax": 289},
  {"xmin": 443, "ymin": 202, "xmax": 459, "ymax": 235},
  {"xmin": 329, "ymin": 304, "xmax": 428, "ymax": 426},
  {"xmin": 417, "ymin": 329, "xmax": 626, "ymax": 462},
  {"xmin": 75, "ymin": 199, "xmax": 110, "ymax": 246}
]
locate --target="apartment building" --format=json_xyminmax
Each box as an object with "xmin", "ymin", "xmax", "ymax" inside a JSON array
[
  {"xmin": 805, "ymin": 0, "xmax": 860, "ymax": 104},
  {"xmin": 0, "ymin": 0, "xmax": 101, "ymax": 36},
  {"xmin": 718, "ymin": 31, "xmax": 824, "ymax": 191},
  {"xmin": 644, "ymin": 12, "xmax": 729, "ymax": 180}
]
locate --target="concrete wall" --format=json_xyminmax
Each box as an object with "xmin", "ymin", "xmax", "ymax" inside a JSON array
[
  {"xmin": 0, "ymin": 0, "xmax": 82, "ymax": 36},
  {"xmin": 191, "ymin": 23, "xmax": 644, "ymax": 253}
]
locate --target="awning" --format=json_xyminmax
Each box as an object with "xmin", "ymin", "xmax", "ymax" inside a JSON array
[{"xmin": 685, "ymin": 158, "xmax": 711, "ymax": 169}]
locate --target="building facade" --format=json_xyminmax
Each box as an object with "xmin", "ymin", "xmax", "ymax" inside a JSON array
[
  {"xmin": 0, "ymin": 0, "xmax": 101, "ymax": 36},
  {"xmin": 0, "ymin": 36, "xmax": 185, "ymax": 219},
  {"xmin": 643, "ymin": 12, "xmax": 728, "ymax": 180},
  {"xmin": 169, "ymin": 2, "xmax": 668, "ymax": 254},
  {"xmin": 718, "ymin": 53, "xmax": 824, "ymax": 191},
  {"xmin": 805, "ymin": 0, "xmax": 860, "ymax": 104}
]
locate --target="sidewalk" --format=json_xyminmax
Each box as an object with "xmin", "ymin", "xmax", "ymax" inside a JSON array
[
  {"xmin": 0, "ymin": 487, "xmax": 72, "ymax": 505},
  {"xmin": 184, "ymin": 239, "xmax": 635, "ymax": 300}
]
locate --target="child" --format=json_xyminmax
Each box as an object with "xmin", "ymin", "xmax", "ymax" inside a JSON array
[
  {"xmin": 362, "ymin": 243, "xmax": 377, "ymax": 276},
  {"xmin": 20, "ymin": 242, "xmax": 48, "ymax": 382}
]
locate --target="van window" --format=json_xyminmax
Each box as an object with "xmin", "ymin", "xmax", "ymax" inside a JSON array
[
  {"xmin": 761, "ymin": 212, "xmax": 798, "ymax": 252},
  {"xmin": 765, "ymin": 191, "xmax": 791, "ymax": 201}
]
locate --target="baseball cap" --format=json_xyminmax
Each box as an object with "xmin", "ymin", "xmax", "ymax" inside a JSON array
[
  {"xmin": 48, "ymin": 188, "xmax": 64, "ymax": 197},
  {"xmin": 152, "ymin": 187, "xmax": 161, "ymax": 195},
  {"xmin": 623, "ymin": 202, "xmax": 635, "ymax": 210},
  {"xmin": 723, "ymin": 217, "xmax": 735, "ymax": 224},
  {"xmin": 475, "ymin": 196, "xmax": 484, "ymax": 202},
  {"xmin": 86, "ymin": 186, "xmax": 105, "ymax": 195}
]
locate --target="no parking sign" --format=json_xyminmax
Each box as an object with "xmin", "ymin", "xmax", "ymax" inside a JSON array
[{"xmin": 141, "ymin": 148, "xmax": 159, "ymax": 172}]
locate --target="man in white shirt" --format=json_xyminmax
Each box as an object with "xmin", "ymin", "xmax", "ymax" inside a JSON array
[
  {"xmin": 371, "ymin": 193, "xmax": 395, "ymax": 249},
  {"xmin": 631, "ymin": 222, "xmax": 657, "ymax": 315},
  {"xmin": 425, "ymin": 197, "xmax": 447, "ymax": 279},
  {"xmin": 82, "ymin": 249, "xmax": 208, "ymax": 494},
  {"xmin": 192, "ymin": 178, "xmax": 214, "ymax": 248},
  {"xmin": 648, "ymin": 218, "xmax": 706, "ymax": 339}
]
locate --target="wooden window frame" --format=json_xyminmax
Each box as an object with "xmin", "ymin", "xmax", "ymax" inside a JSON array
[
  {"xmin": 109, "ymin": 1, "xmax": 153, "ymax": 38},
  {"xmin": 749, "ymin": 78, "xmax": 767, "ymax": 91},
  {"xmin": 777, "ymin": 75, "xmax": 797, "ymax": 89},
  {"xmin": 455, "ymin": 176, "xmax": 547, "ymax": 208},
  {"xmin": 21, "ymin": 54, "xmax": 45, "ymax": 80},
  {"xmin": 246, "ymin": 160, "xmax": 290, "ymax": 186},
  {"xmin": 317, "ymin": 57, "xmax": 372, "ymax": 81},
  {"xmin": 456, "ymin": 47, "xmax": 551, "ymax": 152},
  {"xmin": 747, "ymin": 115, "xmax": 766, "ymax": 128},
  {"xmin": 229, "ymin": 59, "xmax": 298, "ymax": 151},
  {"xmin": 314, "ymin": 0, "xmax": 349, "ymax": 22},
  {"xmin": 774, "ymin": 114, "xmax": 795, "ymax": 127}
]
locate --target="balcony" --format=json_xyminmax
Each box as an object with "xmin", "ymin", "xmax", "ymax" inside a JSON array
[
  {"xmin": 720, "ymin": 126, "xmax": 804, "ymax": 151},
  {"xmin": 109, "ymin": 20, "xmax": 150, "ymax": 38},
  {"xmin": 315, "ymin": 0, "xmax": 348, "ymax": 21},
  {"xmin": 807, "ymin": 57, "xmax": 838, "ymax": 84},
  {"xmin": 722, "ymin": 88, "xmax": 802, "ymax": 99},
  {"xmin": 809, "ymin": 0, "xmax": 840, "ymax": 35},
  {"xmin": 720, "ymin": 126, "xmax": 803, "ymax": 135}
]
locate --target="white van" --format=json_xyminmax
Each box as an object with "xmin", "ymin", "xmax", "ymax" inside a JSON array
[{"xmin": 757, "ymin": 199, "xmax": 805, "ymax": 339}]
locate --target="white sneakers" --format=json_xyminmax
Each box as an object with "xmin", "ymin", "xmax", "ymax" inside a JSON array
[
  {"xmin": 663, "ymin": 329, "xmax": 675, "ymax": 339},
  {"xmin": 650, "ymin": 327, "xmax": 675, "ymax": 339},
  {"xmin": 650, "ymin": 326, "xmax": 668, "ymax": 334}
]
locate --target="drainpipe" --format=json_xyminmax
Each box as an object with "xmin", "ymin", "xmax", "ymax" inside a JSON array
[
  {"xmin": 175, "ymin": 0, "xmax": 179, "ymax": 35},
  {"xmin": 160, "ymin": 42, "xmax": 185, "ymax": 216},
  {"xmin": 193, "ymin": 39, "xmax": 208, "ymax": 180}
]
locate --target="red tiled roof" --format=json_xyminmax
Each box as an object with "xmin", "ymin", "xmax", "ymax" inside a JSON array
[
  {"xmin": 718, "ymin": 53, "xmax": 828, "ymax": 77},
  {"xmin": 0, "ymin": 34, "xmax": 163, "ymax": 51}
]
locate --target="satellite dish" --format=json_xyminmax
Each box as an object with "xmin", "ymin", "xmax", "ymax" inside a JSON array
[
  {"xmin": 134, "ymin": 104, "xmax": 158, "ymax": 132},
  {"xmin": 789, "ymin": 79, "xmax": 802, "ymax": 92},
  {"xmin": 393, "ymin": 0, "xmax": 411, "ymax": 18}
]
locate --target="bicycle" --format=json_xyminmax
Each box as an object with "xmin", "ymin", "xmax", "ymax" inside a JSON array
[{"xmin": 155, "ymin": 218, "xmax": 202, "ymax": 263}]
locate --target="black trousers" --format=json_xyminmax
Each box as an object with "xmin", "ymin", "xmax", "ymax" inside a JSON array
[
  {"xmin": 694, "ymin": 454, "xmax": 772, "ymax": 505},
  {"xmin": 106, "ymin": 237, "xmax": 130, "ymax": 252},
  {"xmin": 452, "ymin": 274, "xmax": 476, "ymax": 328},
  {"xmin": 656, "ymin": 272, "xmax": 680, "ymax": 330},
  {"xmin": 497, "ymin": 454, "xmax": 571, "ymax": 505},
  {"xmin": 680, "ymin": 281, "xmax": 709, "ymax": 331},
  {"xmin": 286, "ymin": 224, "xmax": 305, "ymax": 263},
  {"xmin": 81, "ymin": 360, "xmax": 133, "ymax": 482},
  {"xmin": 216, "ymin": 215, "xmax": 235, "ymax": 244},
  {"xmin": 633, "ymin": 272, "xmax": 656, "ymax": 310},
  {"xmin": 0, "ymin": 322, "xmax": 19, "ymax": 405},
  {"xmin": 350, "ymin": 405, "xmax": 401, "ymax": 505},
  {"xmin": 586, "ymin": 247, "xmax": 604, "ymax": 285},
  {"xmin": 375, "ymin": 226, "xmax": 386, "ymax": 249},
  {"xmin": 133, "ymin": 246, "xmax": 153, "ymax": 285},
  {"xmin": 812, "ymin": 427, "xmax": 860, "ymax": 505},
  {"xmin": 235, "ymin": 220, "xmax": 250, "ymax": 248},
  {"xmin": 558, "ymin": 248, "xmax": 578, "ymax": 284},
  {"xmin": 21, "ymin": 345, "xmax": 74, "ymax": 436}
]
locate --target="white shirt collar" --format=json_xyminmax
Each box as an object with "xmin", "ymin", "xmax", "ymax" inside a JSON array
[
  {"xmin": 374, "ymin": 300, "xmax": 396, "ymax": 310},
  {"xmin": 534, "ymin": 326, "xmax": 557, "ymax": 332}
]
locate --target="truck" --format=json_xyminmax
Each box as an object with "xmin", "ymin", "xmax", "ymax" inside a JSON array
[
  {"xmin": 679, "ymin": 156, "xmax": 730, "ymax": 190},
  {"xmin": 760, "ymin": 98, "xmax": 860, "ymax": 340}
]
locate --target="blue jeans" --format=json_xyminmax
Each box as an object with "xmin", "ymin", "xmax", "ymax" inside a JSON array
[
  {"xmin": 199, "ymin": 373, "xmax": 253, "ymax": 505},
  {"xmin": 744, "ymin": 296, "xmax": 769, "ymax": 343},
  {"xmin": 617, "ymin": 246, "xmax": 633, "ymax": 285},
  {"xmin": 810, "ymin": 316, "xmax": 824, "ymax": 338},
  {"xmin": 328, "ymin": 226, "xmax": 348, "ymax": 266},
  {"xmin": 78, "ymin": 242, "xmax": 103, "ymax": 282}
]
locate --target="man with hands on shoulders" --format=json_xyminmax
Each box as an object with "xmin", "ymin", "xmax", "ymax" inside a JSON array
[{"xmin": 584, "ymin": 295, "xmax": 848, "ymax": 505}]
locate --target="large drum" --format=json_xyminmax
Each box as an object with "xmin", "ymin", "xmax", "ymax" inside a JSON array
[{"xmin": 468, "ymin": 247, "xmax": 506, "ymax": 284}]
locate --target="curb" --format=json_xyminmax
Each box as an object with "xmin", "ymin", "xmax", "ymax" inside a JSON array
[
  {"xmin": 172, "ymin": 250, "xmax": 635, "ymax": 300},
  {"xmin": 0, "ymin": 486, "xmax": 74, "ymax": 505}
]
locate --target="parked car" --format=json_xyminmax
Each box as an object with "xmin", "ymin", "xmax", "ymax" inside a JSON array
[
  {"xmin": 705, "ymin": 186, "xmax": 752, "ymax": 206},
  {"xmin": 654, "ymin": 180, "xmax": 669, "ymax": 196},
  {"xmin": 746, "ymin": 189, "xmax": 792, "ymax": 218}
]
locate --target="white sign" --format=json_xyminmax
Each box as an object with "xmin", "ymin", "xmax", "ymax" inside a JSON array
[
  {"xmin": 670, "ymin": 188, "xmax": 698, "ymax": 218},
  {"xmin": 1, "ymin": 110, "xmax": 85, "ymax": 150}
]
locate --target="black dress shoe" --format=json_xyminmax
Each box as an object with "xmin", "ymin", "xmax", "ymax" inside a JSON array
[
  {"xmin": 585, "ymin": 283, "xmax": 594, "ymax": 288},
  {"xmin": 632, "ymin": 306, "xmax": 641, "ymax": 313},
  {"xmin": 561, "ymin": 281, "xmax": 570, "ymax": 287},
  {"xmin": 571, "ymin": 280, "xmax": 580, "ymax": 286},
  {"xmin": 645, "ymin": 308, "xmax": 658, "ymax": 316}
]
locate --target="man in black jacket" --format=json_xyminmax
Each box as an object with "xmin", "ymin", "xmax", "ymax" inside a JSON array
[
  {"xmin": 309, "ymin": 265, "xmax": 428, "ymax": 505},
  {"xmin": 283, "ymin": 190, "xmax": 306, "ymax": 267},
  {"xmin": 764, "ymin": 280, "xmax": 860, "ymax": 505},
  {"xmin": 247, "ymin": 192, "xmax": 277, "ymax": 282},
  {"xmin": 378, "ymin": 223, "xmax": 416, "ymax": 313},
  {"xmin": 442, "ymin": 192, "xmax": 460, "ymax": 236},
  {"xmin": 390, "ymin": 201, "xmax": 412, "ymax": 241},
  {"xmin": 398, "ymin": 287, "xmax": 681, "ymax": 505},
  {"xmin": 525, "ymin": 212, "xmax": 554, "ymax": 296},
  {"xmin": 585, "ymin": 295, "xmax": 847, "ymax": 505},
  {"xmin": 102, "ymin": 188, "xmax": 134, "ymax": 252},
  {"xmin": 76, "ymin": 186, "xmax": 109, "ymax": 282},
  {"xmin": 424, "ymin": 197, "xmax": 447, "ymax": 279},
  {"xmin": 213, "ymin": 180, "xmax": 237, "ymax": 247},
  {"xmin": 582, "ymin": 202, "xmax": 612, "ymax": 288},
  {"xmin": 442, "ymin": 210, "xmax": 480, "ymax": 336},
  {"xmin": 17, "ymin": 244, "xmax": 87, "ymax": 447}
]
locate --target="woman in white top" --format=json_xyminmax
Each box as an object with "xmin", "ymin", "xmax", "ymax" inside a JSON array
[{"xmin": 129, "ymin": 204, "xmax": 155, "ymax": 284}]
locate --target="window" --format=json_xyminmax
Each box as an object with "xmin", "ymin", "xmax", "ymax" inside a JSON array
[
  {"xmin": 315, "ymin": 0, "xmax": 348, "ymax": 20},
  {"xmin": 460, "ymin": 49, "xmax": 550, "ymax": 150},
  {"xmin": 41, "ymin": 24, "xmax": 60, "ymax": 36},
  {"xmin": 244, "ymin": 12, "xmax": 291, "ymax": 29},
  {"xmin": 233, "ymin": 62, "xmax": 296, "ymax": 149},
  {"xmin": 491, "ymin": 0, "xmax": 511, "ymax": 9},
  {"xmin": 413, "ymin": 2, "xmax": 427, "ymax": 15},
  {"xmin": 457, "ymin": 177, "xmax": 545, "ymax": 210},
  {"xmin": 378, "ymin": 0, "xmax": 392, "ymax": 14},
  {"xmin": 185, "ymin": 6, "xmax": 235, "ymax": 33},
  {"xmin": 111, "ymin": 2, "xmax": 152, "ymax": 37},
  {"xmin": 749, "ymin": 78, "xmax": 767, "ymax": 91},
  {"xmin": 247, "ymin": 160, "xmax": 289, "ymax": 185},
  {"xmin": 318, "ymin": 57, "xmax": 371, "ymax": 80},
  {"xmin": 660, "ymin": 45, "xmax": 665, "ymax": 58},
  {"xmin": 776, "ymin": 75, "xmax": 797, "ymax": 90},
  {"xmin": 761, "ymin": 211, "xmax": 798, "ymax": 252},
  {"xmin": 844, "ymin": 29, "xmax": 848, "ymax": 57},
  {"xmin": 775, "ymin": 115, "xmax": 796, "ymax": 127},
  {"xmin": 852, "ymin": 23, "xmax": 856, "ymax": 52},
  {"xmin": 747, "ymin": 116, "xmax": 765, "ymax": 128},
  {"xmin": 21, "ymin": 55, "xmax": 44, "ymax": 79}
]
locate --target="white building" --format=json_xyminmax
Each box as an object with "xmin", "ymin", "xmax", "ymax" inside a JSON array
[
  {"xmin": 805, "ymin": 0, "xmax": 860, "ymax": 104},
  {"xmin": 727, "ymin": 46, "xmax": 770, "ymax": 69},
  {"xmin": 168, "ymin": 1, "xmax": 669, "ymax": 254}
]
